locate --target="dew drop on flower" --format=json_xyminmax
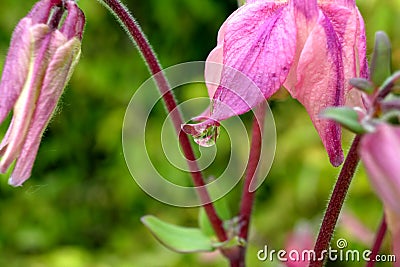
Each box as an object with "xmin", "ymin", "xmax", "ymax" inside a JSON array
[{"xmin": 193, "ymin": 125, "xmax": 219, "ymax": 147}]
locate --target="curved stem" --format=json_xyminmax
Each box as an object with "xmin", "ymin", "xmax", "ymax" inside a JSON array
[
  {"xmin": 309, "ymin": 135, "xmax": 361, "ymax": 267},
  {"xmin": 366, "ymin": 215, "xmax": 387, "ymax": 267},
  {"xmin": 233, "ymin": 103, "xmax": 266, "ymax": 267},
  {"xmin": 97, "ymin": 0, "xmax": 227, "ymax": 242}
]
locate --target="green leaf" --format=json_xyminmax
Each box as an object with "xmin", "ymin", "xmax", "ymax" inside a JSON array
[
  {"xmin": 141, "ymin": 215, "xmax": 215, "ymax": 253},
  {"xmin": 370, "ymin": 31, "xmax": 392, "ymax": 86},
  {"xmin": 321, "ymin": 107, "xmax": 366, "ymax": 134},
  {"xmin": 198, "ymin": 198, "xmax": 231, "ymax": 237},
  {"xmin": 349, "ymin": 78, "xmax": 375, "ymax": 94}
]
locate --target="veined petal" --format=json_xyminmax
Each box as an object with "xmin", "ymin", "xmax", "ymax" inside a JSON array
[
  {"xmin": 318, "ymin": 0, "xmax": 355, "ymax": 7},
  {"xmin": 202, "ymin": 8, "xmax": 240, "ymax": 118},
  {"xmin": 320, "ymin": 4, "xmax": 367, "ymax": 107},
  {"xmin": 204, "ymin": 22, "xmax": 226, "ymax": 101},
  {"xmin": 0, "ymin": 66, "xmax": 40, "ymax": 173},
  {"xmin": 9, "ymin": 37, "xmax": 81, "ymax": 186},
  {"xmin": 292, "ymin": 11, "xmax": 344, "ymax": 166},
  {"xmin": 284, "ymin": 0, "xmax": 319, "ymax": 92},
  {"xmin": 291, "ymin": 0, "xmax": 319, "ymax": 20},
  {"xmin": 0, "ymin": 19, "xmax": 33, "ymax": 124},
  {"xmin": 210, "ymin": 1, "xmax": 296, "ymax": 121},
  {"xmin": 0, "ymin": 26, "xmax": 52, "ymax": 173}
]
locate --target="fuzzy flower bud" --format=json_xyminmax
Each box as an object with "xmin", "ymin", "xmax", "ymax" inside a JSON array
[{"xmin": 0, "ymin": 0, "xmax": 85, "ymax": 186}]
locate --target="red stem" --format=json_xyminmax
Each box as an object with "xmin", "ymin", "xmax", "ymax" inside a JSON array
[
  {"xmin": 99, "ymin": 0, "xmax": 227, "ymax": 242},
  {"xmin": 366, "ymin": 215, "xmax": 387, "ymax": 267},
  {"xmin": 233, "ymin": 103, "xmax": 266, "ymax": 267},
  {"xmin": 240, "ymin": 104, "xmax": 266, "ymax": 238},
  {"xmin": 309, "ymin": 135, "xmax": 361, "ymax": 267}
]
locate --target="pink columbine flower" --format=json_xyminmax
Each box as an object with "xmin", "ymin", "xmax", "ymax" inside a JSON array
[
  {"xmin": 359, "ymin": 124, "xmax": 400, "ymax": 257},
  {"xmin": 184, "ymin": 0, "xmax": 367, "ymax": 166},
  {"xmin": 0, "ymin": 0, "xmax": 85, "ymax": 186}
]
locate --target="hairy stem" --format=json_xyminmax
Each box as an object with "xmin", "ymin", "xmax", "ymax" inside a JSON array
[
  {"xmin": 309, "ymin": 135, "xmax": 361, "ymax": 267},
  {"xmin": 97, "ymin": 0, "xmax": 227, "ymax": 242},
  {"xmin": 366, "ymin": 215, "xmax": 387, "ymax": 267}
]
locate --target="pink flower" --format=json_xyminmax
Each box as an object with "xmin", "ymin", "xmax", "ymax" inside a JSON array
[
  {"xmin": 0, "ymin": 0, "xmax": 85, "ymax": 186},
  {"xmin": 359, "ymin": 124, "xmax": 400, "ymax": 258},
  {"xmin": 184, "ymin": 0, "xmax": 367, "ymax": 166},
  {"xmin": 285, "ymin": 223, "xmax": 314, "ymax": 267}
]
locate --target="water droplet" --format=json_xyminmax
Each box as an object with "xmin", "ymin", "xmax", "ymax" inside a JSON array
[{"xmin": 193, "ymin": 124, "xmax": 219, "ymax": 147}]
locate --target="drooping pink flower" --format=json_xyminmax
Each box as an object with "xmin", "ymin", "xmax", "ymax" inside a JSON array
[
  {"xmin": 0, "ymin": 0, "xmax": 85, "ymax": 186},
  {"xmin": 184, "ymin": 0, "xmax": 367, "ymax": 166},
  {"xmin": 359, "ymin": 124, "xmax": 400, "ymax": 259}
]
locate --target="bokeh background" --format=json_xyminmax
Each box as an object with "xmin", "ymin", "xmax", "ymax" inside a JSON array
[{"xmin": 0, "ymin": 0, "xmax": 399, "ymax": 266}]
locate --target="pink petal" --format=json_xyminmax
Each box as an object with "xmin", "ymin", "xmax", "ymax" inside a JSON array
[
  {"xmin": 355, "ymin": 8, "xmax": 368, "ymax": 79},
  {"xmin": 0, "ymin": 25, "xmax": 51, "ymax": 173},
  {"xmin": 0, "ymin": 19, "xmax": 32, "ymax": 124},
  {"xmin": 209, "ymin": 1, "xmax": 296, "ymax": 121},
  {"xmin": 60, "ymin": 1, "xmax": 86, "ymax": 40},
  {"xmin": 203, "ymin": 6, "xmax": 246, "ymax": 117},
  {"xmin": 9, "ymin": 37, "xmax": 81, "ymax": 186},
  {"xmin": 291, "ymin": 11, "xmax": 344, "ymax": 166},
  {"xmin": 27, "ymin": 0, "xmax": 62, "ymax": 24},
  {"xmin": 360, "ymin": 124, "xmax": 400, "ymax": 215},
  {"xmin": 320, "ymin": 4, "xmax": 367, "ymax": 107},
  {"xmin": 204, "ymin": 29, "xmax": 225, "ymax": 100},
  {"xmin": 317, "ymin": 0, "xmax": 355, "ymax": 6},
  {"xmin": 284, "ymin": 0, "xmax": 319, "ymax": 92},
  {"xmin": 0, "ymin": 119, "xmax": 13, "ymax": 155}
]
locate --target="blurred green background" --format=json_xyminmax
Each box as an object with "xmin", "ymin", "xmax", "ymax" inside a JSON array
[{"xmin": 0, "ymin": 0, "xmax": 399, "ymax": 266}]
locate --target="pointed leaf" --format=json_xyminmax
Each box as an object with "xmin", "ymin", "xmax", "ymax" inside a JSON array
[
  {"xmin": 370, "ymin": 31, "xmax": 391, "ymax": 86},
  {"xmin": 321, "ymin": 107, "xmax": 366, "ymax": 134},
  {"xmin": 379, "ymin": 70, "xmax": 400, "ymax": 99},
  {"xmin": 349, "ymin": 78, "xmax": 374, "ymax": 94},
  {"xmin": 381, "ymin": 99, "xmax": 400, "ymax": 113},
  {"xmin": 141, "ymin": 215, "xmax": 215, "ymax": 253}
]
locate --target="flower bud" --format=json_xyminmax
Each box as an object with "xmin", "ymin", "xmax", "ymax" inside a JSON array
[{"xmin": 0, "ymin": 0, "xmax": 85, "ymax": 186}]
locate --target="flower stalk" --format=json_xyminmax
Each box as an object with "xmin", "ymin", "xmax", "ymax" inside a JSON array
[
  {"xmin": 366, "ymin": 215, "xmax": 387, "ymax": 267},
  {"xmin": 234, "ymin": 102, "xmax": 266, "ymax": 266},
  {"xmin": 310, "ymin": 135, "xmax": 361, "ymax": 267},
  {"xmin": 97, "ymin": 0, "xmax": 228, "ymax": 243}
]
